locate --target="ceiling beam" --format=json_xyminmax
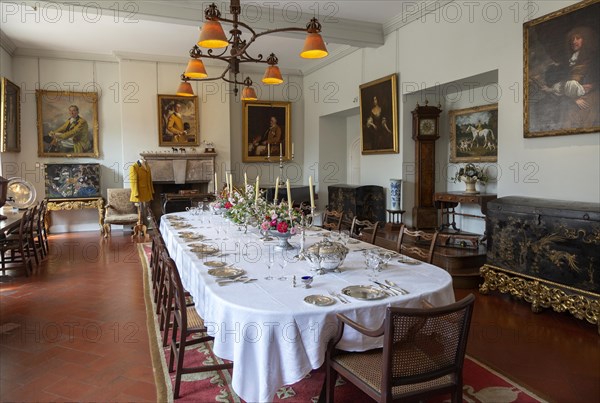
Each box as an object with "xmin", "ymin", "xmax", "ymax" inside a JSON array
[{"xmin": 21, "ymin": 0, "xmax": 384, "ymax": 48}]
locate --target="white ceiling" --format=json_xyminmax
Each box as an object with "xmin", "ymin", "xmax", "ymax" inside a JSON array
[{"xmin": 0, "ymin": 1, "xmax": 419, "ymax": 73}]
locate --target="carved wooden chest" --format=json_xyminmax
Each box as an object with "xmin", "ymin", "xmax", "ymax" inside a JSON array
[
  {"xmin": 480, "ymin": 196, "xmax": 599, "ymax": 330},
  {"xmin": 328, "ymin": 185, "xmax": 386, "ymax": 228}
]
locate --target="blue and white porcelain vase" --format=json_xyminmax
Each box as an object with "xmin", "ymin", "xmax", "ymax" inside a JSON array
[{"xmin": 390, "ymin": 179, "xmax": 402, "ymax": 210}]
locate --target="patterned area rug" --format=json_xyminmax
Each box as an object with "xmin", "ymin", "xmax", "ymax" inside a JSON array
[{"xmin": 138, "ymin": 243, "xmax": 546, "ymax": 403}]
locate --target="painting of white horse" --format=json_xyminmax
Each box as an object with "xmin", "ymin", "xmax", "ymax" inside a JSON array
[{"xmin": 449, "ymin": 104, "xmax": 498, "ymax": 162}]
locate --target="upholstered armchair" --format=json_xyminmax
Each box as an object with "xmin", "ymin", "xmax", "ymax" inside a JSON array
[{"xmin": 103, "ymin": 188, "xmax": 139, "ymax": 238}]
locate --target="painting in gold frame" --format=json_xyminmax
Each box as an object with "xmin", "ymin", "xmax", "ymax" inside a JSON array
[
  {"xmin": 157, "ymin": 94, "xmax": 199, "ymax": 146},
  {"xmin": 37, "ymin": 90, "xmax": 99, "ymax": 158},
  {"xmin": 1, "ymin": 77, "xmax": 20, "ymax": 153},
  {"xmin": 242, "ymin": 100, "xmax": 291, "ymax": 163},
  {"xmin": 449, "ymin": 104, "xmax": 498, "ymax": 163},
  {"xmin": 359, "ymin": 74, "xmax": 398, "ymax": 154},
  {"xmin": 524, "ymin": 0, "xmax": 599, "ymax": 138}
]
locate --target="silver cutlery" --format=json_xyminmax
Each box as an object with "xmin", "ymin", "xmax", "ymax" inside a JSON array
[
  {"xmin": 384, "ymin": 279, "xmax": 409, "ymax": 295},
  {"xmin": 217, "ymin": 277, "xmax": 257, "ymax": 286},
  {"xmin": 328, "ymin": 289, "xmax": 349, "ymax": 304},
  {"xmin": 372, "ymin": 281, "xmax": 399, "ymax": 296}
]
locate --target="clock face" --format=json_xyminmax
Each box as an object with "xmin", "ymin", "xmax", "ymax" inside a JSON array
[{"xmin": 419, "ymin": 118, "xmax": 436, "ymax": 135}]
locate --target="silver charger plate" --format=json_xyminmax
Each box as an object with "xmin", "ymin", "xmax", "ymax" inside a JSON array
[
  {"xmin": 347, "ymin": 239, "xmax": 360, "ymax": 244},
  {"xmin": 208, "ymin": 267, "xmax": 245, "ymax": 278},
  {"xmin": 398, "ymin": 257, "xmax": 421, "ymax": 265},
  {"xmin": 204, "ymin": 261, "xmax": 227, "ymax": 268},
  {"xmin": 342, "ymin": 285, "xmax": 387, "ymax": 300},
  {"xmin": 304, "ymin": 295, "xmax": 335, "ymax": 306},
  {"xmin": 189, "ymin": 243, "xmax": 219, "ymax": 254},
  {"xmin": 6, "ymin": 178, "xmax": 37, "ymax": 209},
  {"xmin": 179, "ymin": 232, "xmax": 205, "ymax": 241}
]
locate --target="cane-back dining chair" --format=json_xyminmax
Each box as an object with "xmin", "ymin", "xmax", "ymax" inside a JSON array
[
  {"xmin": 395, "ymin": 224, "xmax": 439, "ymax": 264},
  {"xmin": 0, "ymin": 207, "xmax": 35, "ymax": 276},
  {"xmin": 326, "ymin": 294, "xmax": 475, "ymax": 403},
  {"xmin": 165, "ymin": 251, "xmax": 233, "ymax": 399}
]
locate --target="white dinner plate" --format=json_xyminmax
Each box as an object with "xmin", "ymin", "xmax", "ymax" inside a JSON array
[
  {"xmin": 304, "ymin": 295, "xmax": 335, "ymax": 306},
  {"xmin": 342, "ymin": 285, "xmax": 387, "ymax": 300},
  {"xmin": 208, "ymin": 267, "xmax": 245, "ymax": 278}
]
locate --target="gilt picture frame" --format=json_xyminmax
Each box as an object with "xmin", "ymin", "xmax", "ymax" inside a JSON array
[
  {"xmin": 449, "ymin": 104, "xmax": 498, "ymax": 163},
  {"xmin": 157, "ymin": 94, "xmax": 199, "ymax": 146},
  {"xmin": 1, "ymin": 77, "xmax": 21, "ymax": 153},
  {"xmin": 242, "ymin": 100, "xmax": 291, "ymax": 163},
  {"xmin": 524, "ymin": 0, "xmax": 599, "ymax": 137},
  {"xmin": 359, "ymin": 74, "xmax": 398, "ymax": 154},
  {"xmin": 36, "ymin": 90, "xmax": 99, "ymax": 158}
]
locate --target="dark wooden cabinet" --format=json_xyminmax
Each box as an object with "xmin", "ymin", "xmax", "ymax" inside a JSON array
[
  {"xmin": 328, "ymin": 184, "xmax": 385, "ymax": 228},
  {"xmin": 480, "ymin": 196, "xmax": 600, "ymax": 329}
]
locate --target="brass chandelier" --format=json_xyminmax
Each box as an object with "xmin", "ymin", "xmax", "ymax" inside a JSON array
[{"xmin": 176, "ymin": 0, "xmax": 328, "ymax": 100}]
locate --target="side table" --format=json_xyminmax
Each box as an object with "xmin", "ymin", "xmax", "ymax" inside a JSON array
[
  {"xmin": 45, "ymin": 197, "xmax": 105, "ymax": 235},
  {"xmin": 385, "ymin": 209, "xmax": 405, "ymax": 231}
]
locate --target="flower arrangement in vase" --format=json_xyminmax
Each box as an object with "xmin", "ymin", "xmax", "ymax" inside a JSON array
[
  {"xmin": 451, "ymin": 163, "xmax": 488, "ymax": 194},
  {"xmin": 260, "ymin": 201, "xmax": 302, "ymax": 234}
]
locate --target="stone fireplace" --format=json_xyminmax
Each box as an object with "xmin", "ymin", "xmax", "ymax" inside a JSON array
[{"xmin": 140, "ymin": 152, "xmax": 216, "ymax": 218}]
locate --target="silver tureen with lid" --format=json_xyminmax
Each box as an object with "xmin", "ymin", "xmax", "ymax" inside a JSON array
[{"xmin": 303, "ymin": 237, "xmax": 349, "ymax": 274}]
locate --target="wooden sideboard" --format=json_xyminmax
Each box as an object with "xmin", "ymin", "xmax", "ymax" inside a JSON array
[{"xmin": 480, "ymin": 196, "xmax": 600, "ymax": 331}]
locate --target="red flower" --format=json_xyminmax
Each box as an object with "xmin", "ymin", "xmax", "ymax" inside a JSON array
[
  {"xmin": 277, "ymin": 221, "xmax": 289, "ymax": 233},
  {"xmin": 224, "ymin": 201, "xmax": 233, "ymax": 209}
]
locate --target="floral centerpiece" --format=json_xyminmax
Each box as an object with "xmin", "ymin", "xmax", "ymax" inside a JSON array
[
  {"xmin": 224, "ymin": 185, "xmax": 265, "ymax": 225},
  {"xmin": 452, "ymin": 163, "xmax": 488, "ymax": 194},
  {"xmin": 209, "ymin": 188, "xmax": 230, "ymax": 213},
  {"xmin": 260, "ymin": 201, "xmax": 302, "ymax": 234}
]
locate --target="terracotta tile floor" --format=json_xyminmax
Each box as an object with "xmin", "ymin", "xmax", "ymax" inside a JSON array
[
  {"xmin": 0, "ymin": 232, "xmax": 156, "ymax": 402},
  {"xmin": 1, "ymin": 231, "xmax": 599, "ymax": 402}
]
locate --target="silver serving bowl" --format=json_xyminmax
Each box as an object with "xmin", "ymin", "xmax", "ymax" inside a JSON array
[{"xmin": 304, "ymin": 238, "xmax": 349, "ymax": 272}]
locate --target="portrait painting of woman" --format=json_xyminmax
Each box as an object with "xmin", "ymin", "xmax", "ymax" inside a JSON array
[{"xmin": 359, "ymin": 74, "xmax": 398, "ymax": 154}]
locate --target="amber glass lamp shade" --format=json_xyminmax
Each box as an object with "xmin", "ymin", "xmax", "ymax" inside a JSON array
[
  {"xmin": 262, "ymin": 65, "xmax": 283, "ymax": 85},
  {"xmin": 184, "ymin": 59, "xmax": 208, "ymax": 79},
  {"xmin": 241, "ymin": 86, "xmax": 257, "ymax": 101},
  {"xmin": 300, "ymin": 33, "xmax": 328, "ymax": 59},
  {"xmin": 198, "ymin": 20, "xmax": 228, "ymax": 48},
  {"xmin": 176, "ymin": 81, "xmax": 194, "ymax": 97}
]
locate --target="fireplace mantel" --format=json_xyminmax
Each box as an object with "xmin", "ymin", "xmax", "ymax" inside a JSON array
[{"xmin": 139, "ymin": 152, "xmax": 216, "ymax": 184}]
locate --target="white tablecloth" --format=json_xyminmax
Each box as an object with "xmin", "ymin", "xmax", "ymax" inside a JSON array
[{"xmin": 160, "ymin": 212, "xmax": 455, "ymax": 402}]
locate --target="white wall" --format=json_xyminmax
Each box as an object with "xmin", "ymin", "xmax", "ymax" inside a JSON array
[
  {"xmin": 304, "ymin": 0, "xmax": 600, "ymax": 232},
  {"xmin": 9, "ymin": 56, "xmax": 121, "ymax": 232}
]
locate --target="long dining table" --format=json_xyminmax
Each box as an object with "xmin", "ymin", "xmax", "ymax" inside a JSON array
[{"xmin": 160, "ymin": 211, "xmax": 455, "ymax": 402}]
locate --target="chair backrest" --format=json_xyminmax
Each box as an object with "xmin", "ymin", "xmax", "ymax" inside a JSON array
[
  {"xmin": 106, "ymin": 188, "xmax": 137, "ymax": 214},
  {"xmin": 381, "ymin": 294, "xmax": 475, "ymax": 397},
  {"xmin": 322, "ymin": 209, "xmax": 343, "ymax": 232},
  {"xmin": 163, "ymin": 250, "xmax": 188, "ymax": 336},
  {"xmin": 36, "ymin": 199, "xmax": 47, "ymax": 231},
  {"xmin": 350, "ymin": 218, "xmax": 380, "ymax": 244},
  {"xmin": 396, "ymin": 224, "xmax": 438, "ymax": 264},
  {"xmin": 148, "ymin": 206, "xmax": 161, "ymax": 235}
]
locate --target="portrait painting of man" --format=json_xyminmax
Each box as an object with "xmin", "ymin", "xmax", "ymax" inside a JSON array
[
  {"xmin": 524, "ymin": 0, "xmax": 599, "ymax": 137},
  {"xmin": 157, "ymin": 95, "xmax": 199, "ymax": 146},
  {"xmin": 242, "ymin": 101, "xmax": 291, "ymax": 163},
  {"xmin": 36, "ymin": 90, "xmax": 99, "ymax": 158}
]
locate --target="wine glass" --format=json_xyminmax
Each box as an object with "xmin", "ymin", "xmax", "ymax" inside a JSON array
[
  {"xmin": 365, "ymin": 251, "xmax": 381, "ymax": 280},
  {"xmin": 278, "ymin": 253, "xmax": 288, "ymax": 281},
  {"xmin": 265, "ymin": 253, "xmax": 274, "ymax": 280}
]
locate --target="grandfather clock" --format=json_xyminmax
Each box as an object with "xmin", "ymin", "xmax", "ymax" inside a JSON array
[{"xmin": 412, "ymin": 100, "xmax": 442, "ymax": 229}]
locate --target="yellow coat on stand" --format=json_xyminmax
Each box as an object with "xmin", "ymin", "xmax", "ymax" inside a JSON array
[{"xmin": 130, "ymin": 162, "xmax": 154, "ymax": 202}]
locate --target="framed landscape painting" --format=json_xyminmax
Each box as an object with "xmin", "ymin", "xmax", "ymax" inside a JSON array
[
  {"xmin": 1, "ymin": 77, "xmax": 20, "ymax": 153},
  {"xmin": 242, "ymin": 100, "xmax": 291, "ymax": 163},
  {"xmin": 449, "ymin": 104, "xmax": 498, "ymax": 163},
  {"xmin": 36, "ymin": 90, "xmax": 99, "ymax": 158},
  {"xmin": 157, "ymin": 94, "xmax": 199, "ymax": 146},
  {"xmin": 359, "ymin": 74, "xmax": 398, "ymax": 154},
  {"xmin": 524, "ymin": 0, "xmax": 599, "ymax": 137}
]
